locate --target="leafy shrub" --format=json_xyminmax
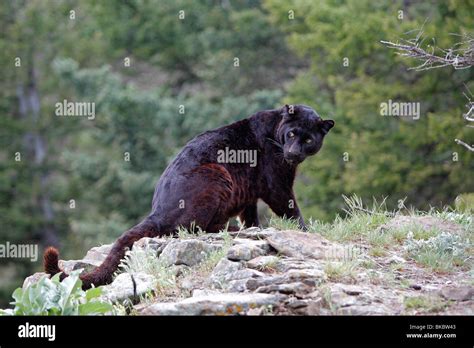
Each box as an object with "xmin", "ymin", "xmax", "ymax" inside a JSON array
[
  {"xmin": 403, "ymin": 232, "xmax": 470, "ymax": 272},
  {"xmin": 404, "ymin": 232, "xmax": 467, "ymax": 257},
  {"xmin": 455, "ymin": 193, "xmax": 474, "ymax": 213},
  {"xmin": 0, "ymin": 270, "xmax": 113, "ymax": 315},
  {"xmin": 119, "ymin": 247, "xmax": 174, "ymax": 295},
  {"xmin": 435, "ymin": 210, "xmax": 473, "ymax": 227}
]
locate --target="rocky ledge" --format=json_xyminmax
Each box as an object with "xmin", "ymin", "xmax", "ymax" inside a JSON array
[{"xmin": 23, "ymin": 225, "xmax": 473, "ymax": 315}]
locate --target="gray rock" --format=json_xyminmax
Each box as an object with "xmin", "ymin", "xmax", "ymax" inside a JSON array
[
  {"xmin": 227, "ymin": 279, "xmax": 252, "ymax": 292},
  {"xmin": 197, "ymin": 232, "xmax": 227, "ymax": 243},
  {"xmin": 138, "ymin": 292, "xmax": 284, "ymax": 315},
  {"xmin": 102, "ymin": 272, "xmax": 156, "ymax": 302},
  {"xmin": 211, "ymin": 258, "xmax": 243, "ymax": 282},
  {"xmin": 136, "ymin": 302, "xmax": 179, "ymax": 315},
  {"xmin": 225, "ymin": 270, "xmax": 270, "ymax": 292},
  {"xmin": 256, "ymin": 282, "xmax": 313, "ymax": 297},
  {"xmin": 279, "ymin": 297, "xmax": 326, "ymax": 315},
  {"xmin": 17, "ymin": 221, "xmax": 473, "ymax": 317},
  {"xmin": 338, "ymin": 304, "xmax": 391, "ymax": 315},
  {"xmin": 133, "ymin": 237, "xmax": 169, "ymax": 255},
  {"xmin": 223, "ymin": 267, "xmax": 325, "ymax": 294},
  {"xmin": 227, "ymin": 243, "xmax": 265, "ymax": 261},
  {"xmin": 192, "ymin": 289, "xmax": 222, "ymax": 297},
  {"xmin": 323, "ymin": 284, "xmax": 374, "ymax": 309},
  {"xmin": 267, "ymin": 231, "xmax": 345, "ymax": 260},
  {"xmin": 83, "ymin": 244, "xmax": 112, "ymax": 264},
  {"xmin": 246, "ymin": 307, "xmax": 265, "ymax": 315},
  {"xmin": 233, "ymin": 238, "xmax": 271, "ymax": 253},
  {"xmin": 273, "ymin": 257, "xmax": 325, "ymax": 273},
  {"xmin": 283, "ymin": 268, "xmax": 326, "ymax": 284},
  {"xmin": 51, "ymin": 243, "xmax": 113, "ymax": 275},
  {"xmin": 327, "ymin": 290, "xmax": 361, "ymax": 308},
  {"xmin": 287, "ymin": 298, "xmax": 309, "ymax": 309},
  {"xmin": 299, "ymin": 299, "xmax": 325, "ymax": 315},
  {"xmin": 159, "ymin": 240, "xmax": 218, "ymax": 267},
  {"xmin": 229, "ymin": 227, "xmax": 278, "ymax": 240},
  {"xmin": 226, "ymin": 268, "xmax": 265, "ymax": 280},
  {"xmin": 243, "ymin": 275, "xmax": 285, "ymax": 289},
  {"xmin": 211, "ymin": 258, "xmax": 266, "ymax": 290},
  {"xmin": 440, "ymin": 285, "xmax": 474, "ymax": 301},
  {"xmin": 57, "ymin": 244, "xmax": 113, "ymax": 275},
  {"xmin": 59, "ymin": 259, "xmax": 98, "ymax": 274},
  {"xmin": 246, "ymin": 255, "xmax": 280, "ymax": 270},
  {"xmin": 338, "ymin": 284, "xmax": 365, "ymax": 296},
  {"xmin": 316, "ymin": 283, "xmax": 402, "ymax": 315}
]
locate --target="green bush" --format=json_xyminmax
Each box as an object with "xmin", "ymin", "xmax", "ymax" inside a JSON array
[
  {"xmin": 455, "ymin": 193, "xmax": 474, "ymax": 213},
  {"xmin": 403, "ymin": 232, "xmax": 470, "ymax": 272},
  {"xmin": 0, "ymin": 270, "xmax": 113, "ymax": 315}
]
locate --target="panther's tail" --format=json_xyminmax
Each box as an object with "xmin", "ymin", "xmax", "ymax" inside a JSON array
[{"xmin": 44, "ymin": 216, "xmax": 161, "ymax": 289}]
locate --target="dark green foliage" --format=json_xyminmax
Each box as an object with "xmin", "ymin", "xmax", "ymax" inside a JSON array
[
  {"xmin": 1, "ymin": 271, "xmax": 112, "ymax": 315},
  {"xmin": 0, "ymin": 0, "xmax": 472, "ymax": 306},
  {"xmin": 265, "ymin": 0, "xmax": 474, "ymax": 220}
]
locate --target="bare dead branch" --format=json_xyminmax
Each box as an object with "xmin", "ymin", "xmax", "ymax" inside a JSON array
[
  {"xmin": 382, "ymin": 27, "xmax": 473, "ymax": 151},
  {"xmin": 380, "ymin": 37, "xmax": 474, "ymax": 71},
  {"xmin": 456, "ymin": 90, "xmax": 474, "ymax": 152},
  {"xmin": 462, "ymin": 90, "xmax": 474, "ymax": 122},
  {"xmin": 454, "ymin": 138, "xmax": 474, "ymax": 152}
]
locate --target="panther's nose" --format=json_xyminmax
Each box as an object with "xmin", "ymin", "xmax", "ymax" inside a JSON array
[{"xmin": 285, "ymin": 152, "xmax": 304, "ymax": 163}]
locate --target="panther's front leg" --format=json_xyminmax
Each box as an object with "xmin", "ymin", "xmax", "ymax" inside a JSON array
[
  {"xmin": 263, "ymin": 191, "xmax": 306, "ymax": 231},
  {"xmin": 239, "ymin": 203, "xmax": 259, "ymax": 228}
]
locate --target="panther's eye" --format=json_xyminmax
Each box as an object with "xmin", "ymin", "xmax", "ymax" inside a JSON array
[
  {"xmin": 305, "ymin": 138, "xmax": 313, "ymax": 144},
  {"xmin": 288, "ymin": 131, "xmax": 295, "ymax": 138}
]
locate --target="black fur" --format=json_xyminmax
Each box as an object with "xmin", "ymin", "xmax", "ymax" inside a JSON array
[{"xmin": 44, "ymin": 104, "xmax": 334, "ymax": 289}]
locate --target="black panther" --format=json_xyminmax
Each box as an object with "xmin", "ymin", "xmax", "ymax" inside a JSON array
[{"xmin": 44, "ymin": 104, "xmax": 335, "ymax": 289}]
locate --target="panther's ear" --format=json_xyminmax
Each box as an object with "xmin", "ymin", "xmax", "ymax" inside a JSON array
[
  {"xmin": 321, "ymin": 119, "xmax": 335, "ymax": 134},
  {"xmin": 281, "ymin": 104, "xmax": 296, "ymax": 120}
]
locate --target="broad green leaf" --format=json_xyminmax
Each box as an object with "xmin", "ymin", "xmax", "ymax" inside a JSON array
[
  {"xmin": 78, "ymin": 301, "xmax": 113, "ymax": 315},
  {"xmin": 85, "ymin": 287, "xmax": 102, "ymax": 301},
  {"xmin": 11, "ymin": 288, "xmax": 23, "ymax": 303}
]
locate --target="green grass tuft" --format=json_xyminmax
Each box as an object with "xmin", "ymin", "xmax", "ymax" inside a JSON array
[
  {"xmin": 403, "ymin": 296, "xmax": 449, "ymax": 313},
  {"xmin": 324, "ymin": 260, "xmax": 359, "ymax": 283}
]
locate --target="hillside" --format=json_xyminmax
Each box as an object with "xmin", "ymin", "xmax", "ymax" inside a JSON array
[{"xmin": 4, "ymin": 204, "xmax": 473, "ymax": 316}]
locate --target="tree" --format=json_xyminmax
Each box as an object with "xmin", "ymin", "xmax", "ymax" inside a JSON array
[
  {"xmin": 382, "ymin": 31, "xmax": 473, "ymax": 151},
  {"xmin": 264, "ymin": 0, "xmax": 474, "ymax": 220},
  {"xmin": 0, "ymin": 0, "xmax": 107, "ymax": 305}
]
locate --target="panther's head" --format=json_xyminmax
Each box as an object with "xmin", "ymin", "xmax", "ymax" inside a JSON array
[{"xmin": 276, "ymin": 104, "xmax": 335, "ymax": 165}]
